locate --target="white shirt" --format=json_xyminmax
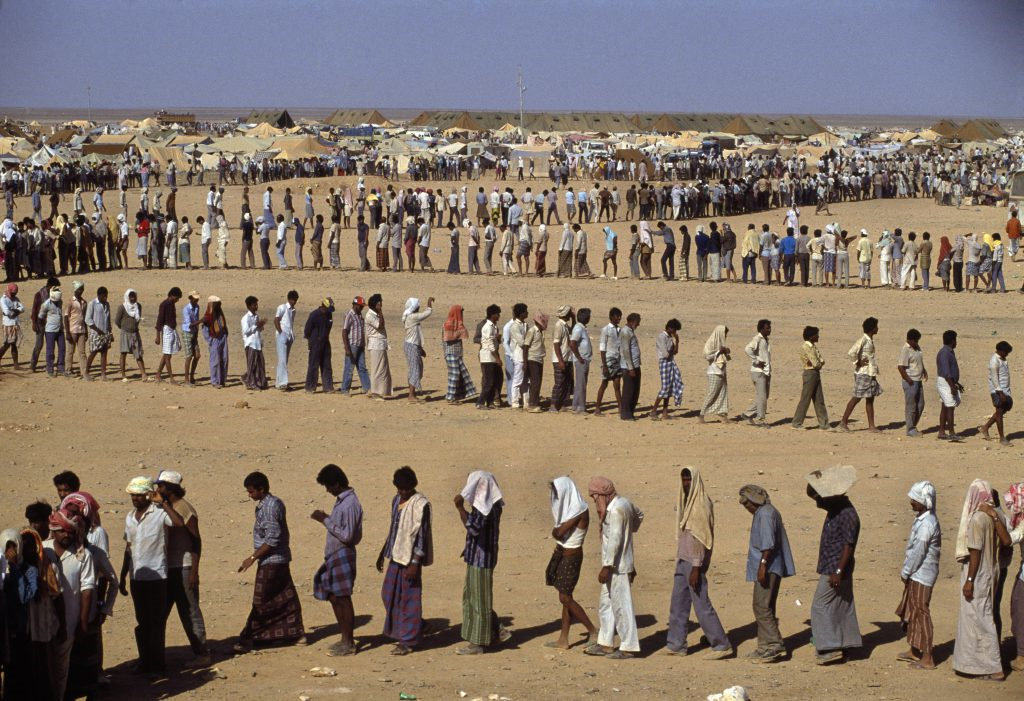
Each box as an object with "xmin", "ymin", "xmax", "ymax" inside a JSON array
[
  {"xmin": 276, "ymin": 221, "xmax": 287, "ymax": 245},
  {"xmin": 365, "ymin": 309, "xmax": 387, "ymax": 351},
  {"xmin": 241, "ymin": 310, "xmax": 262, "ymax": 350},
  {"xmin": 200, "ymin": 221, "xmax": 212, "ymax": 244},
  {"xmin": 276, "ymin": 302, "xmax": 296, "ymax": 341},
  {"xmin": 43, "ymin": 540, "xmax": 96, "ymax": 636},
  {"xmin": 600, "ymin": 495, "xmax": 643, "ymax": 574},
  {"xmin": 479, "ymin": 319, "xmax": 500, "ymax": 364},
  {"xmin": 745, "ymin": 333, "xmax": 771, "ymax": 376},
  {"xmin": 123, "ymin": 503, "xmax": 173, "ymax": 581}
]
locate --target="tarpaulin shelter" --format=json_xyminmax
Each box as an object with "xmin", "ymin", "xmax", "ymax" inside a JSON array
[{"xmin": 613, "ymin": 148, "xmax": 653, "ymax": 173}]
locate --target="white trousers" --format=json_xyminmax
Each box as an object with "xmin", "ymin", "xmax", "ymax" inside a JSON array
[
  {"xmin": 598, "ymin": 572, "xmax": 639, "ymax": 652},
  {"xmin": 900, "ymin": 261, "xmax": 916, "ymax": 289},
  {"xmin": 879, "ymin": 258, "xmax": 891, "ymax": 286},
  {"xmin": 510, "ymin": 360, "xmax": 525, "ymax": 407}
]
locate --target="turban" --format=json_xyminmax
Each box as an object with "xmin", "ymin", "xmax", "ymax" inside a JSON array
[
  {"xmin": 907, "ymin": 481, "xmax": 935, "ymax": 511},
  {"xmin": 739, "ymin": 484, "xmax": 770, "ymax": 506}
]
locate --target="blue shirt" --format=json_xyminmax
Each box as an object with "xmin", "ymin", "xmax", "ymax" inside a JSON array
[
  {"xmin": 253, "ymin": 494, "xmax": 291, "ymax": 565},
  {"xmin": 936, "ymin": 345, "xmax": 959, "ymax": 382},
  {"xmin": 901, "ymin": 510, "xmax": 940, "ymax": 587},
  {"xmin": 780, "ymin": 235, "xmax": 797, "ymax": 256},
  {"xmin": 181, "ymin": 302, "xmax": 200, "ymax": 333},
  {"xmin": 746, "ymin": 503, "xmax": 796, "ymax": 581},
  {"xmin": 462, "ymin": 504, "xmax": 502, "ymax": 569}
]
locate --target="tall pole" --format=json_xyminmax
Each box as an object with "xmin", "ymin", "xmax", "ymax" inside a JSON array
[
  {"xmin": 517, "ymin": 66, "xmax": 526, "ymax": 141},
  {"xmin": 87, "ymin": 85, "xmax": 92, "ymax": 123}
]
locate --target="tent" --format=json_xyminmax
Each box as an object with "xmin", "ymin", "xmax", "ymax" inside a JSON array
[
  {"xmin": 269, "ymin": 135, "xmax": 333, "ymax": 157},
  {"xmin": 244, "ymin": 122, "xmax": 285, "ymax": 138},
  {"xmin": 147, "ymin": 146, "xmax": 192, "ymax": 171},
  {"xmin": 612, "ymin": 148, "xmax": 653, "ymax": 173}
]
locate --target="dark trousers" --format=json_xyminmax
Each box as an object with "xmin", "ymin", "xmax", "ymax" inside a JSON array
[
  {"xmin": 305, "ymin": 341, "xmax": 333, "ymax": 392},
  {"xmin": 44, "ymin": 330, "xmax": 66, "ymax": 374},
  {"xmin": 259, "ymin": 238, "xmax": 272, "ymax": 269},
  {"xmin": 527, "ymin": 360, "xmax": 544, "ymax": 407},
  {"xmin": 661, "ymin": 243, "xmax": 676, "ymax": 279},
  {"xmin": 31, "ymin": 329, "xmax": 45, "ymax": 370},
  {"xmin": 783, "ymin": 254, "xmax": 796, "ymax": 283},
  {"xmin": 952, "ymin": 261, "xmax": 963, "ymax": 291},
  {"xmin": 620, "ymin": 367, "xmax": 641, "ymax": 419},
  {"xmin": 742, "ymin": 254, "xmax": 757, "ymax": 283},
  {"xmin": 131, "ymin": 578, "xmax": 169, "ymax": 673},
  {"xmin": 477, "ymin": 362, "xmax": 502, "ymax": 407},
  {"xmin": 798, "ymin": 253, "xmax": 810, "ymax": 285}
]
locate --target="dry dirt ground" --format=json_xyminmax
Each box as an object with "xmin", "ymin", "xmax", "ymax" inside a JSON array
[{"xmin": 2, "ymin": 176, "xmax": 1022, "ymax": 700}]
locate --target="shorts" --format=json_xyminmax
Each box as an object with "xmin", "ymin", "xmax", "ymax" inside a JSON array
[
  {"xmin": 603, "ymin": 250, "xmax": 617, "ymax": 260},
  {"xmin": 602, "ymin": 356, "xmax": 622, "ymax": 380},
  {"xmin": 991, "ymin": 392, "xmax": 1013, "ymax": 413},
  {"xmin": 182, "ymin": 330, "xmax": 198, "ymax": 356},
  {"xmin": 936, "ymin": 377, "xmax": 960, "ymax": 408}
]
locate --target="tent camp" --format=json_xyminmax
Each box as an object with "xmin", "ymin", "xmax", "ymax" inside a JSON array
[
  {"xmin": 243, "ymin": 110, "xmax": 295, "ymax": 129},
  {"xmin": 613, "ymin": 148, "xmax": 654, "ymax": 173},
  {"xmin": 243, "ymin": 122, "xmax": 285, "ymax": 138},
  {"xmin": 952, "ymin": 119, "xmax": 1006, "ymax": 142},
  {"xmin": 147, "ymin": 146, "xmax": 192, "ymax": 171}
]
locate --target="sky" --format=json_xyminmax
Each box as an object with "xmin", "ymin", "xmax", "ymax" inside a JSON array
[{"xmin": 1, "ymin": 0, "xmax": 1021, "ymax": 117}]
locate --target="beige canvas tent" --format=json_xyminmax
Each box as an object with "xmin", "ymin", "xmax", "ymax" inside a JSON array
[{"xmin": 245, "ymin": 122, "xmax": 285, "ymax": 138}]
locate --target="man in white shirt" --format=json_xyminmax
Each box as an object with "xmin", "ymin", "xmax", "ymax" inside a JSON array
[
  {"xmin": 476, "ymin": 304, "xmax": 503, "ymax": 409},
  {"xmin": 980, "ymin": 340, "xmax": 1013, "ymax": 445},
  {"xmin": 199, "ymin": 215, "xmax": 212, "ymax": 269},
  {"xmin": 586, "ymin": 477, "xmax": 643, "ymax": 659},
  {"xmin": 45, "ymin": 511, "xmax": 97, "ymax": 700},
  {"xmin": 416, "ymin": 217, "xmax": 433, "ymax": 271},
  {"xmin": 262, "ymin": 186, "xmax": 274, "ymax": 221},
  {"xmin": 274, "ymin": 290, "xmax": 299, "ymax": 390},
  {"xmin": 569, "ymin": 308, "xmax": 593, "ymax": 414},
  {"xmin": 275, "ymin": 214, "xmax": 289, "ymax": 269},
  {"xmin": 118, "ymin": 476, "xmax": 185, "ymax": 677},
  {"xmin": 241, "ymin": 295, "xmax": 267, "ymax": 390},
  {"xmin": 594, "ymin": 308, "xmax": 623, "ymax": 415},
  {"xmin": 507, "ymin": 303, "xmax": 529, "ymax": 409},
  {"xmin": 741, "ymin": 319, "xmax": 772, "ymax": 425}
]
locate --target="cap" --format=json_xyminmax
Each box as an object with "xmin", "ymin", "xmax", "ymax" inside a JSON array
[
  {"xmin": 353, "ymin": 296, "xmax": 366, "ymax": 306},
  {"xmin": 188, "ymin": 290, "xmax": 200, "ymax": 300},
  {"xmin": 155, "ymin": 470, "xmax": 182, "ymax": 485},
  {"xmin": 126, "ymin": 476, "xmax": 155, "ymax": 495}
]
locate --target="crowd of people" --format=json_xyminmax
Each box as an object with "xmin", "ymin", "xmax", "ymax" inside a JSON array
[
  {"xmin": 2, "ymin": 461, "xmax": 1022, "ymax": 700},
  {"xmin": 0, "ymin": 273, "xmax": 1018, "ymax": 444},
  {"xmin": 4, "ymin": 169, "xmax": 1023, "ymax": 297}
]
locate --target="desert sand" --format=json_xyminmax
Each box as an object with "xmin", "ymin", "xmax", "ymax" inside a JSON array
[{"xmin": 2, "ymin": 175, "xmax": 1022, "ymax": 700}]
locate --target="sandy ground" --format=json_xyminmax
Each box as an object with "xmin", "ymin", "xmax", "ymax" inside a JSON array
[{"xmin": 2, "ymin": 177, "xmax": 1023, "ymax": 700}]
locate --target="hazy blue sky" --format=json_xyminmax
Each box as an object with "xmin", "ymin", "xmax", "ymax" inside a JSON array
[{"xmin": 1, "ymin": 0, "xmax": 1021, "ymax": 116}]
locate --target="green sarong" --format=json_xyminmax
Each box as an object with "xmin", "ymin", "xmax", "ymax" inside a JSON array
[{"xmin": 461, "ymin": 564, "xmax": 497, "ymax": 646}]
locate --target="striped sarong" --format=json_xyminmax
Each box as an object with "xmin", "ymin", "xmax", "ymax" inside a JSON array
[
  {"xmin": 382, "ymin": 560, "xmax": 423, "ymax": 647},
  {"xmin": 575, "ymin": 252, "xmax": 591, "ymax": 277},
  {"xmin": 404, "ymin": 341, "xmax": 423, "ymax": 390},
  {"xmin": 701, "ymin": 372, "xmax": 729, "ymax": 416},
  {"xmin": 444, "ymin": 341, "xmax": 477, "ymax": 400},
  {"xmin": 461, "ymin": 564, "xmax": 497, "ymax": 646},
  {"xmin": 314, "ymin": 545, "xmax": 356, "ymax": 599},
  {"xmin": 895, "ymin": 579, "xmax": 933, "ymax": 653},
  {"xmin": 658, "ymin": 357, "xmax": 684, "ymax": 405},
  {"xmin": 557, "ymin": 250, "xmax": 573, "ymax": 277}
]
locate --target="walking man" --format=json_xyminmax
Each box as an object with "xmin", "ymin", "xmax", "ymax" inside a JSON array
[{"xmin": 274, "ymin": 290, "xmax": 299, "ymax": 390}]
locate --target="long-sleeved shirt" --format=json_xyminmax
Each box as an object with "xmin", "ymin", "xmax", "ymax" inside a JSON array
[
  {"xmin": 403, "ymin": 308, "xmax": 432, "ymax": 347},
  {"xmin": 241, "ymin": 310, "xmax": 262, "ymax": 350},
  {"xmin": 365, "ymin": 309, "xmax": 387, "ymax": 350},
  {"xmin": 745, "ymin": 333, "xmax": 771, "ymax": 375},
  {"xmin": 303, "ymin": 308, "xmax": 332, "ymax": 346},
  {"xmin": 0, "ymin": 295, "xmax": 24, "ymax": 327},
  {"xmin": 37, "ymin": 299, "xmax": 62, "ymax": 333},
  {"xmin": 901, "ymin": 510, "xmax": 941, "ymax": 587},
  {"xmin": 323, "ymin": 489, "xmax": 363, "ymax": 558},
  {"xmin": 84, "ymin": 299, "xmax": 110, "ymax": 334},
  {"xmin": 253, "ymin": 494, "xmax": 291, "ymax": 565},
  {"xmin": 599, "ymin": 323, "xmax": 621, "ymax": 360},
  {"xmin": 383, "ymin": 496, "xmax": 432, "ymax": 564},
  {"xmin": 746, "ymin": 503, "xmax": 796, "ymax": 581},
  {"xmin": 155, "ymin": 298, "xmax": 176, "ymax": 332},
  {"xmin": 799, "ymin": 340, "xmax": 824, "ymax": 370},
  {"xmin": 988, "ymin": 353, "xmax": 1011, "ymax": 395},
  {"xmin": 181, "ymin": 302, "xmax": 200, "ymax": 334},
  {"xmin": 848, "ymin": 334, "xmax": 877, "ymax": 376},
  {"xmin": 600, "ymin": 495, "xmax": 643, "ymax": 574},
  {"xmin": 479, "ymin": 319, "xmax": 500, "ymax": 364},
  {"xmin": 462, "ymin": 504, "xmax": 502, "ymax": 569},
  {"xmin": 620, "ymin": 325, "xmax": 641, "ymax": 370}
]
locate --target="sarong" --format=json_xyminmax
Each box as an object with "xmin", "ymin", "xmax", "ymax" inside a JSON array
[
  {"xmin": 852, "ymin": 373, "xmax": 882, "ymax": 398},
  {"xmin": 895, "ymin": 580, "xmax": 933, "ymax": 653},
  {"xmin": 545, "ymin": 547, "xmax": 583, "ymax": 595},
  {"xmin": 701, "ymin": 373, "xmax": 729, "ymax": 416},
  {"xmin": 382, "ymin": 560, "xmax": 423, "ymax": 647},
  {"xmin": 658, "ymin": 357, "xmax": 684, "ymax": 405},
  {"xmin": 240, "ymin": 563, "xmax": 305, "ymax": 644},
  {"xmin": 461, "ymin": 565, "xmax": 497, "ymax": 646},
  {"xmin": 575, "ymin": 252, "xmax": 591, "ymax": 277},
  {"xmin": 404, "ymin": 341, "xmax": 423, "ymax": 390},
  {"xmin": 535, "ymin": 250, "xmax": 546, "ymax": 276},
  {"xmin": 2, "ymin": 324, "xmax": 23, "ymax": 347},
  {"xmin": 376, "ymin": 247, "xmax": 389, "ymax": 270},
  {"xmin": 242, "ymin": 347, "xmax": 267, "ymax": 389},
  {"xmin": 444, "ymin": 341, "xmax": 477, "ymax": 400},
  {"xmin": 810, "ymin": 574, "xmax": 862, "ymax": 652},
  {"xmin": 87, "ymin": 329, "xmax": 109, "ymax": 352},
  {"xmin": 161, "ymin": 326, "xmax": 181, "ymax": 355},
  {"xmin": 369, "ymin": 348, "xmax": 392, "ymax": 395},
  {"xmin": 557, "ymin": 250, "xmax": 573, "ymax": 277},
  {"xmin": 314, "ymin": 546, "xmax": 356, "ymax": 599}
]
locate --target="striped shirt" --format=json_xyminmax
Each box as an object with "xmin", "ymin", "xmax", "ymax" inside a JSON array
[
  {"xmin": 253, "ymin": 494, "xmax": 291, "ymax": 565},
  {"xmin": 343, "ymin": 309, "xmax": 364, "ymax": 349},
  {"xmin": 462, "ymin": 505, "xmax": 502, "ymax": 569}
]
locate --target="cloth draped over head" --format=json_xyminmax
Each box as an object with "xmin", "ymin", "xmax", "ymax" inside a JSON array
[
  {"xmin": 49, "ymin": 288, "xmax": 62, "ymax": 303},
  {"xmin": 551, "ymin": 476, "xmax": 587, "ymax": 526},
  {"xmin": 402, "ymin": 297, "xmax": 420, "ymax": 322},
  {"xmin": 908, "ymin": 481, "xmax": 936, "ymax": 511},
  {"xmin": 677, "ymin": 467, "xmax": 714, "ymax": 550},
  {"xmin": 739, "ymin": 484, "xmax": 770, "ymax": 507},
  {"xmin": 460, "ymin": 470, "xmax": 503, "ymax": 516},
  {"xmin": 639, "ymin": 220, "xmax": 653, "ymax": 246},
  {"xmin": 955, "ymin": 478, "xmax": 994, "ymax": 562},
  {"xmin": 442, "ymin": 305, "xmax": 468, "ymax": 342},
  {"xmin": 123, "ymin": 289, "xmax": 141, "ymax": 320},
  {"xmin": 1004, "ymin": 482, "xmax": 1024, "ymax": 529},
  {"xmin": 859, "ymin": 228, "xmax": 869, "ymax": 238},
  {"xmin": 204, "ymin": 300, "xmax": 225, "ymax": 337},
  {"xmin": 48, "ymin": 510, "xmax": 82, "ymax": 538},
  {"xmin": 60, "ymin": 491, "xmax": 101, "ymax": 528},
  {"xmin": 937, "ymin": 236, "xmax": 952, "ymax": 261},
  {"xmin": 533, "ymin": 312, "xmax": 549, "ymax": 331},
  {"xmin": 556, "ymin": 305, "xmax": 572, "ymax": 319},
  {"xmin": 703, "ymin": 325, "xmax": 728, "ymax": 363},
  {"xmin": 588, "ymin": 476, "xmax": 616, "ymax": 523},
  {"xmin": 5, "ymin": 283, "xmax": 17, "ymax": 299},
  {"xmin": 805, "ymin": 464, "xmax": 857, "ymax": 498},
  {"xmin": 21, "ymin": 527, "xmax": 60, "ymax": 595},
  {"xmin": 0, "ymin": 528, "xmax": 22, "ymax": 565}
]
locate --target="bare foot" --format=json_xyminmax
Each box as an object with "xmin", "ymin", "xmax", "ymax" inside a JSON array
[{"xmin": 543, "ymin": 640, "xmax": 570, "ymax": 650}]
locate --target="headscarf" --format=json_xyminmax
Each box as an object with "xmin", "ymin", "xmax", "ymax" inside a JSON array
[
  {"xmin": 908, "ymin": 481, "xmax": 936, "ymax": 511},
  {"xmin": 21, "ymin": 528, "xmax": 59, "ymax": 595},
  {"xmin": 533, "ymin": 312, "xmax": 549, "ymax": 331},
  {"xmin": 677, "ymin": 468, "xmax": 714, "ymax": 550},
  {"xmin": 60, "ymin": 491, "xmax": 102, "ymax": 528},
  {"xmin": 5, "ymin": 283, "xmax": 17, "ymax": 299},
  {"xmin": 442, "ymin": 305, "xmax": 468, "ymax": 342},
  {"xmin": 703, "ymin": 325, "xmax": 728, "ymax": 363},
  {"xmin": 460, "ymin": 470, "xmax": 503, "ymax": 516},
  {"xmin": 0, "ymin": 528, "xmax": 22, "ymax": 565},
  {"xmin": 937, "ymin": 236, "xmax": 952, "ymax": 262},
  {"xmin": 48, "ymin": 510, "xmax": 81, "ymax": 540},
  {"xmin": 739, "ymin": 484, "xmax": 770, "ymax": 507},
  {"xmin": 123, "ymin": 289, "xmax": 140, "ymax": 320},
  {"xmin": 402, "ymin": 297, "xmax": 420, "ymax": 323},
  {"xmin": 551, "ymin": 476, "xmax": 587, "ymax": 526},
  {"xmin": 955, "ymin": 478, "xmax": 994, "ymax": 561},
  {"xmin": 203, "ymin": 300, "xmax": 225, "ymax": 337},
  {"xmin": 587, "ymin": 476, "xmax": 616, "ymax": 523},
  {"xmin": 49, "ymin": 288, "xmax": 62, "ymax": 303},
  {"xmin": 639, "ymin": 220, "xmax": 653, "ymax": 247},
  {"xmin": 1004, "ymin": 482, "xmax": 1024, "ymax": 529},
  {"xmin": 859, "ymin": 228, "xmax": 868, "ymax": 238},
  {"xmin": 983, "ymin": 233, "xmax": 996, "ymax": 251}
]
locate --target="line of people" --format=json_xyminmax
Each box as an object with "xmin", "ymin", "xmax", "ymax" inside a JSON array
[{"xmin": 3, "ymin": 464, "xmax": 1023, "ymax": 700}]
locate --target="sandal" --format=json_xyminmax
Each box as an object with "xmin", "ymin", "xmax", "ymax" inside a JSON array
[
  {"xmin": 583, "ymin": 643, "xmax": 609, "ymax": 656},
  {"xmin": 606, "ymin": 650, "xmax": 635, "ymax": 660},
  {"xmin": 391, "ymin": 644, "xmax": 412, "ymax": 656}
]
